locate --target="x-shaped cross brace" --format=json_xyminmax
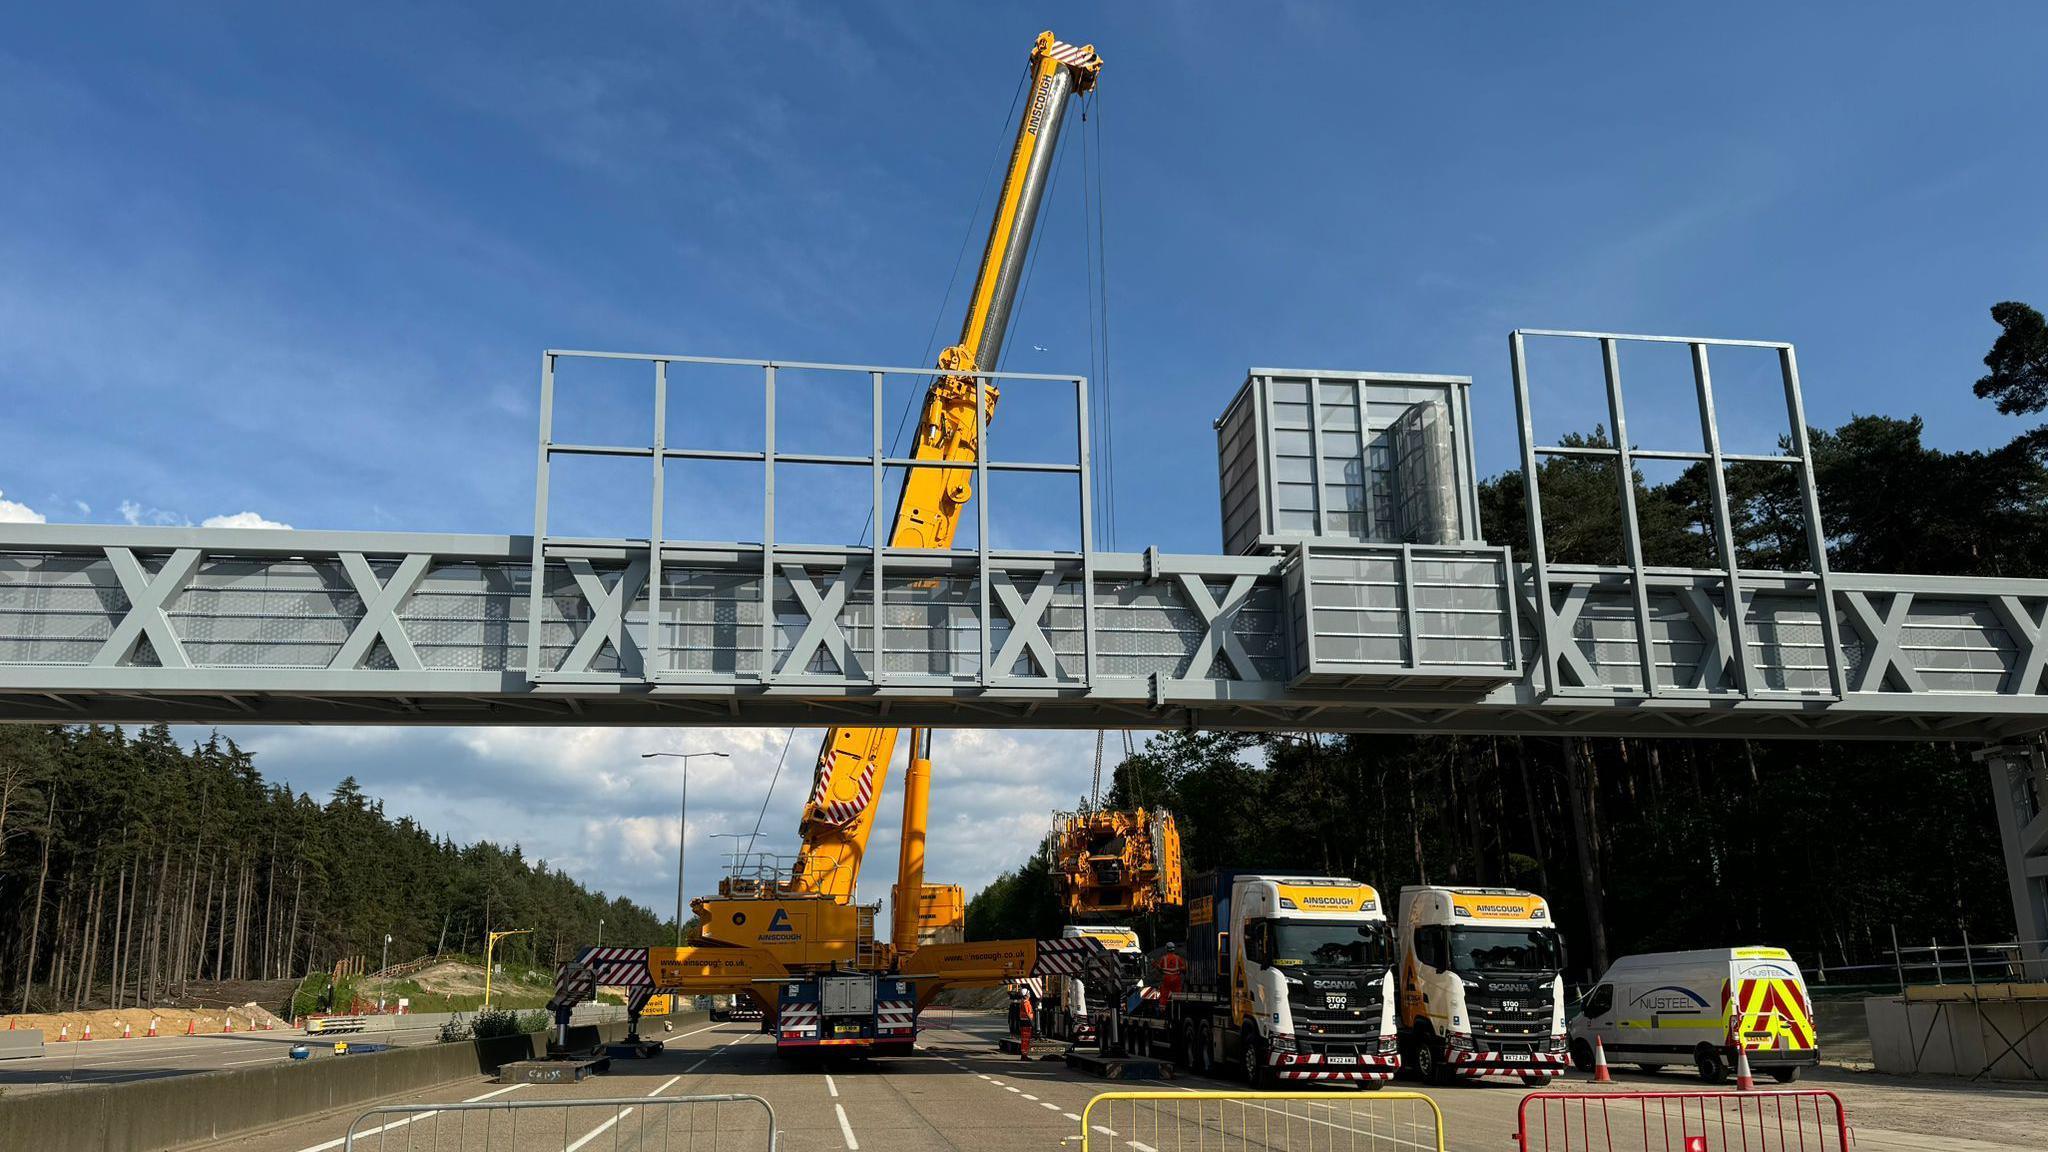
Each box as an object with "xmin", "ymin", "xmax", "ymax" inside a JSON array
[
  {"xmin": 1521, "ymin": 581, "xmax": 1601, "ymax": 690},
  {"xmin": 1675, "ymin": 585, "xmax": 1756, "ymax": 692},
  {"xmin": 557, "ymin": 558, "xmax": 648, "ymax": 678},
  {"xmin": 1840, "ymin": 590, "xmax": 1925, "ymax": 693},
  {"xmin": 1175, "ymin": 573, "xmax": 1262, "ymax": 681},
  {"xmin": 328, "ymin": 553, "xmax": 431, "ymax": 671},
  {"xmin": 1991, "ymin": 595, "xmax": 2048, "ymax": 697},
  {"xmin": 92, "ymin": 547, "xmax": 203, "ymax": 669},
  {"xmin": 776, "ymin": 561, "xmax": 866, "ymax": 680},
  {"xmin": 989, "ymin": 570, "xmax": 1069, "ymax": 681}
]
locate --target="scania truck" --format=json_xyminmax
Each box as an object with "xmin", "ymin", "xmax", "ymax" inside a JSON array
[
  {"xmin": 1396, "ymin": 885, "xmax": 1568, "ymax": 1085},
  {"xmin": 1120, "ymin": 872, "xmax": 1401, "ymax": 1086}
]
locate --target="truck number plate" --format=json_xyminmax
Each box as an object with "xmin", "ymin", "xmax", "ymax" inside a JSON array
[
  {"xmin": 833, "ymin": 1024, "xmax": 862, "ymax": 1036},
  {"xmin": 1325, "ymin": 993, "xmax": 1349, "ymax": 1009},
  {"xmin": 1325, "ymin": 1055, "xmax": 1357, "ymax": 1065},
  {"xmin": 1500, "ymin": 1053, "xmax": 1531, "ymax": 1062}
]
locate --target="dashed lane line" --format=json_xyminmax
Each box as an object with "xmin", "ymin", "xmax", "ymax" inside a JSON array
[
  {"xmin": 292, "ymin": 1083, "xmax": 525, "ymax": 1152},
  {"xmin": 834, "ymin": 1102, "xmax": 860, "ymax": 1150},
  {"xmin": 825, "ymin": 1072, "xmax": 839, "ymax": 1097},
  {"xmin": 561, "ymin": 1069, "xmax": 691, "ymax": 1152}
]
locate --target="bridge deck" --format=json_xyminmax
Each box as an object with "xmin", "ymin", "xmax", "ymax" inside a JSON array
[{"xmin": 4, "ymin": 523, "xmax": 2046, "ymax": 738}]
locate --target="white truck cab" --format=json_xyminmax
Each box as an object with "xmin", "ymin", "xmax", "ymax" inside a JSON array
[
  {"xmin": 1397, "ymin": 885, "xmax": 1568, "ymax": 1084},
  {"xmin": 1227, "ymin": 874, "xmax": 1401, "ymax": 1083}
]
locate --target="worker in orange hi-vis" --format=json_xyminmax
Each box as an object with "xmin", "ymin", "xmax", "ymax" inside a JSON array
[
  {"xmin": 1016, "ymin": 991, "xmax": 1036, "ymax": 1060},
  {"xmin": 1159, "ymin": 951, "xmax": 1186, "ymax": 1007}
]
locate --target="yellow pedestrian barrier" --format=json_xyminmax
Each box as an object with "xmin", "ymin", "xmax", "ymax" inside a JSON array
[{"xmin": 1076, "ymin": 1090, "xmax": 1446, "ymax": 1152}]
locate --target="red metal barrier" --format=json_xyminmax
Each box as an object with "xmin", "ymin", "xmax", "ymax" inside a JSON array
[{"xmin": 1516, "ymin": 1091, "xmax": 1851, "ymax": 1152}]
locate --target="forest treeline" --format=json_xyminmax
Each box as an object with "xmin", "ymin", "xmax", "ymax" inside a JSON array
[
  {"xmin": 968, "ymin": 303, "xmax": 2048, "ymax": 981},
  {"xmin": 0, "ymin": 724, "xmax": 667, "ymax": 1012}
]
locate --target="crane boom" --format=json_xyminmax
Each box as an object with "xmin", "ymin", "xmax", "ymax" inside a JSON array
[{"xmin": 788, "ymin": 32, "xmax": 1100, "ymax": 912}]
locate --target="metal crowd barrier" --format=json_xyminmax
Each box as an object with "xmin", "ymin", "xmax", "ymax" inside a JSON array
[
  {"xmin": 342, "ymin": 1092, "xmax": 777, "ymax": 1151},
  {"xmin": 1514, "ymin": 1090, "xmax": 1850, "ymax": 1152},
  {"xmin": 1075, "ymin": 1090, "xmax": 1445, "ymax": 1152}
]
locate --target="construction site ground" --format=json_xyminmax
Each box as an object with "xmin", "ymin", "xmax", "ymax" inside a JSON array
[
  {"xmin": 356, "ymin": 960, "xmax": 564, "ymax": 1014},
  {"xmin": 204, "ymin": 1009, "xmax": 2043, "ymax": 1152}
]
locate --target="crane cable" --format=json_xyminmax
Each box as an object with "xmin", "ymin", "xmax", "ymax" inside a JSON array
[{"xmin": 1081, "ymin": 87, "xmax": 1118, "ymax": 551}]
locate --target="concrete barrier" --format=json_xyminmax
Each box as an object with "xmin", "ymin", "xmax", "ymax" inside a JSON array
[
  {"xmin": 0, "ymin": 1028, "xmax": 45, "ymax": 1060},
  {"xmin": 0, "ymin": 1012, "xmax": 707, "ymax": 1152}
]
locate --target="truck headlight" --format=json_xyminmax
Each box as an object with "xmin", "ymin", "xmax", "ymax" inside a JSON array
[
  {"xmin": 1269, "ymin": 1033, "xmax": 1297, "ymax": 1053},
  {"xmin": 1446, "ymin": 1033, "xmax": 1475, "ymax": 1053},
  {"xmin": 1379, "ymin": 1034, "xmax": 1400, "ymax": 1055}
]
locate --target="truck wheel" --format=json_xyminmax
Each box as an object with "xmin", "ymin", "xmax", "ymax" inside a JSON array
[
  {"xmin": 1568, "ymin": 1038, "xmax": 1594, "ymax": 1071},
  {"xmin": 1771, "ymin": 1066, "xmax": 1802, "ymax": 1084},
  {"xmin": 1412, "ymin": 1035, "xmax": 1451, "ymax": 1087},
  {"xmin": 1239, "ymin": 1027, "xmax": 1271, "ymax": 1088},
  {"xmin": 1520, "ymin": 1074, "xmax": 1554, "ymax": 1088},
  {"xmin": 1695, "ymin": 1046, "xmax": 1729, "ymax": 1084},
  {"xmin": 1182, "ymin": 1023, "xmax": 1211, "ymax": 1076}
]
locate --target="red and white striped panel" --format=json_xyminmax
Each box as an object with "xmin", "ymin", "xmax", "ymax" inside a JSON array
[
  {"xmin": 877, "ymin": 1000, "xmax": 916, "ymax": 1033},
  {"xmin": 575, "ymin": 946, "xmax": 653, "ymax": 988},
  {"xmin": 810, "ymin": 755, "xmax": 880, "ymax": 827},
  {"xmin": 551, "ymin": 966, "xmax": 597, "ymax": 1005},
  {"xmin": 779, "ymin": 1004, "xmax": 821, "ymax": 1032},
  {"xmin": 1445, "ymin": 1048, "xmax": 1569, "ymax": 1077},
  {"xmin": 1274, "ymin": 1052, "xmax": 1399, "ymax": 1082},
  {"xmin": 1045, "ymin": 40, "xmax": 1099, "ymax": 70}
]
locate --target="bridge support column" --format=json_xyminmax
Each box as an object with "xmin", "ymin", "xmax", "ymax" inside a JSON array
[{"xmin": 1978, "ymin": 744, "xmax": 2048, "ymax": 980}]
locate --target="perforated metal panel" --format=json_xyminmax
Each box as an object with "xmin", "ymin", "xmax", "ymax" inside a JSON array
[{"xmin": 1215, "ymin": 370, "xmax": 1480, "ymax": 554}]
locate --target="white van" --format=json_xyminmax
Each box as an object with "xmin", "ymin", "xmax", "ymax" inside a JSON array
[{"xmin": 1569, "ymin": 947, "xmax": 1819, "ymax": 1083}]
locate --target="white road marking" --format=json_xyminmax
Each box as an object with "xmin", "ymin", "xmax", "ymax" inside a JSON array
[
  {"xmin": 648, "ymin": 1075, "xmax": 682, "ymax": 1095},
  {"xmin": 1004, "ymin": 1085, "xmax": 1021, "ymax": 1092},
  {"xmin": 1092, "ymin": 1125, "xmax": 1117, "ymax": 1136},
  {"xmin": 684, "ymin": 1058, "xmax": 708, "ymax": 1073},
  {"xmin": 564, "ymin": 1108, "xmax": 630, "ymax": 1152},
  {"xmin": 1039, "ymin": 1101, "xmax": 1060, "ymax": 1111},
  {"xmin": 1128, "ymin": 1142, "xmax": 1158, "ymax": 1152},
  {"xmin": 825, "ymin": 1072, "xmax": 839, "ymax": 1097},
  {"xmin": 835, "ymin": 1102, "xmax": 860, "ymax": 1150},
  {"xmin": 1021, "ymin": 1093, "xmax": 1038, "ymax": 1100},
  {"xmin": 292, "ymin": 1083, "xmax": 525, "ymax": 1152},
  {"xmin": 1064, "ymin": 1112, "xmax": 1082, "ymax": 1121}
]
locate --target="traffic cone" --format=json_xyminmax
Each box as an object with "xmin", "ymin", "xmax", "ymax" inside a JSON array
[
  {"xmin": 122, "ymin": 1022, "xmax": 132, "ymax": 1039},
  {"xmin": 1592, "ymin": 1036, "xmax": 1612, "ymax": 1083},
  {"xmin": 57, "ymin": 1025, "xmax": 68, "ymax": 1043},
  {"xmin": 186, "ymin": 1019, "xmax": 196, "ymax": 1035},
  {"xmin": 82, "ymin": 1023, "xmax": 92, "ymax": 1041},
  {"xmin": 148, "ymin": 1017, "xmax": 159, "ymax": 1037},
  {"xmin": 223, "ymin": 1015, "xmax": 235, "ymax": 1034},
  {"xmin": 1734, "ymin": 1046, "xmax": 1755, "ymax": 1091}
]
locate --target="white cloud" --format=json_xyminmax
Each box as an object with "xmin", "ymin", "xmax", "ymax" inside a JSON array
[
  {"xmin": 201, "ymin": 511, "xmax": 293, "ymax": 530},
  {"xmin": 187, "ymin": 722, "xmax": 1108, "ymax": 930},
  {"xmin": 0, "ymin": 490, "xmax": 45, "ymax": 524},
  {"xmin": 119, "ymin": 499, "xmax": 185, "ymax": 526}
]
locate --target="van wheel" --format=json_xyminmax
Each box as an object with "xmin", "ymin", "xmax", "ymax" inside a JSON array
[
  {"xmin": 1569, "ymin": 1038, "xmax": 1594, "ymax": 1071},
  {"xmin": 1772, "ymin": 1066, "xmax": 1802, "ymax": 1084},
  {"xmin": 1695, "ymin": 1047, "xmax": 1729, "ymax": 1084},
  {"xmin": 1636, "ymin": 1063, "xmax": 1664, "ymax": 1075}
]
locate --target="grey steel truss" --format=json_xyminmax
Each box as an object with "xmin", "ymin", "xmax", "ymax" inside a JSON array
[{"xmin": 2, "ymin": 339, "xmax": 2048, "ymax": 738}]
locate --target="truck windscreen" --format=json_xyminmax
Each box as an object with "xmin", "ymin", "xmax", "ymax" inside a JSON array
[
  {"xmin": 1449, "ymin": 926, "xmax": 1562, "ymax": 973},
  {"xmin": 1271, "ymin": 921, "xmax": 1392, "ymax": 969}
]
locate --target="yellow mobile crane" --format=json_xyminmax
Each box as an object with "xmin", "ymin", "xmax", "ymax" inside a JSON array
[{"xmin": 561, "ymin": 32, "xmax": 1106, "ymax": 1057}]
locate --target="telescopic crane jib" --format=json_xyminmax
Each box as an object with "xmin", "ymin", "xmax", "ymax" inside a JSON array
[{"xmin": 554, "ymin": 32, "xmax": 1109, "ymax": 1056}]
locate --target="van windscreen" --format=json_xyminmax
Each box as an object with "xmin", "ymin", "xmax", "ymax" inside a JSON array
[{"xmin": 1449, "ymin": 926, "xmax": 1562, "ymax": 974}]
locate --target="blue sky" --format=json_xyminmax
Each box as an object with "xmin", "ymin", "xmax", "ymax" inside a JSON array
[{"xmin": 4, "ymin": 3, "xmax": 2045, "ymax": 919}]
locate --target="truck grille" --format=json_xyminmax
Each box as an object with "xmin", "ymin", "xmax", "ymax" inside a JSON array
[
  {"xmin": 1468, "ymin": 991, "xmax": 1550, "ymax": 1047},
  {"xmin": 1288, "ymin": 984, "xmax": 1385, "ymax": 1049}
]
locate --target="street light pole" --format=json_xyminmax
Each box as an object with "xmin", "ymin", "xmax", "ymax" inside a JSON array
[
  {"xmin": 642, "ymin": 750, "xmax": 731, "ymax": 946},
  {"xmin": 382, "ymin": 933, "xmax": 391, "ymax": 974}
]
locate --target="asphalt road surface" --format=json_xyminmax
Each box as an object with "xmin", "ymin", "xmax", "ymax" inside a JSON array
[
  {"xmin": 0, "ymin": 1021, "xmax": 453, "ymax": 1093},
  {"xmin": 194, "ymin": 1011, "xmax": 2043, "ymax": 1152}
]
